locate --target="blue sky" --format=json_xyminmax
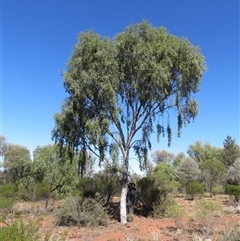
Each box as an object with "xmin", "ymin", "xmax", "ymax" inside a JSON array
[{"xmin": 1, "ymin": 0, "xmax": 239, "ymax": 170}]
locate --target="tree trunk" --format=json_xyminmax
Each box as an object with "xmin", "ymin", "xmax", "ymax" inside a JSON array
[
  {"xmin": 120, "ymin": 181, "xmax": 128, "ymax": 223},
  {"xmin": 120, "ymin": 169, "xmax": 129, "ymax": 223}
]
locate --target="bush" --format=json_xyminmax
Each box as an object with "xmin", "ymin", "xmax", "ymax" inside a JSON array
[
  {"xmin": 194, "ymin": 199, "xmax": 223, "ymax": 220},
  {"xmin": 226, "ymin": 184, "xmax": 240, "ymax": 202},
  {"xmin": 0, "ymin": 183, "xmax": 17, "ymax": 222},
  {"xmin": 218, "ymin": 226, "xmax": 240, "ymax": 241},
  {"xmin": 212, "ymin": 185, "xmax": 224, "ymax": 196},
  {"xmin": 0, "ymin": 219, "xmax": 68, "ymax": 241},
  {"xmin": 164, "ymin": 200, "xmax": 186, "ymax": 219},
  {"xmin": 152, "ymin": 196, "xmax": 185, "ymax": 220},
  {"xmin": 77, "ymin": 174, "xmax": 120, "ymax": 204},
  {"xmin": 0, "ymin": 219, "xmax": 40, "ymax": 241},
  {"xmin": 136, "ymin": 177, "xmax": 167, "ymax": 214},
  {"xmin": 55, "ymin": 196, "xmax": 108, "ymax": 227},
  {"xmin": 18, "ymin": 181, "xmax": 51, "ymax": 201},
  {"xmin": 186, "ymin": 181, "xmax": 204, "ymax": 200}
]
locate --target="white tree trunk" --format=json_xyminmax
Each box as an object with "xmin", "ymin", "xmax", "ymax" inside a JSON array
[{"xmin": 120, "ymin": 182, "xmax": 128, "ymax": 223}]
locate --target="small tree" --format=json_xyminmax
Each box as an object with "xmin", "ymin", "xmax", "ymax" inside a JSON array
[
  {"xmin": 199, "ymin": 158, "xmax": 226, "ymax": 195},
  {"xmin": 176, "ymin": 157, "xmax": 200, "ymax": 192},
  {"xmin": 52, "ymin": 21, "xmax": 206, "ymax": 223},
  {"xmin": 32, "ymin": 145, "xmax": 79, "ymax": 208},
  {"xmin": 222, "ymin": 136, "xmax": 240, "ymax": 167},
  {"xmin": 151, "ymin": 162, "xmax": 180, "ymax": 193},
  {"xmin": 3, "ymin": 144, "xmax": 32, "ymax": 183}
]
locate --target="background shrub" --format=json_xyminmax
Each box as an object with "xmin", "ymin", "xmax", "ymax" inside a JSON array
[
  {"xmin": 186, "ymin": 181, "xmax": 204, "ymax": 200},
  {"xmin": 212, "ymin": 185, "xmax": 225, "ymax": 196},
  {"xmin": 136, "ymin": 177, "xmax": 167, "ymax": 214},
  {"xmin": 226, "ymin": 184, "xmax": 240, "ymax": 202},
  {"xmin": 55, "ymin": 196, "xmax": 108, "ymax": 227},
  {"xmin": 194, "ymin": 199, "xmax": 223, "ymax": 220},
  {"xmin": 152, "ymin": 197, "xmax": 181, "ymax": 219},
  {"xmin": 18, "ymin": 181, "xmax": 51, "ymax": 201}
]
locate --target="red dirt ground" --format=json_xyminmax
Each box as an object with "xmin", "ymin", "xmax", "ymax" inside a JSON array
[{"xmin": 4, "ymin": 196, "xmax": 240, "ymax": 241}]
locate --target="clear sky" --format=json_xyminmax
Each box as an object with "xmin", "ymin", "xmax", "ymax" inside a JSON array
[{"xmin": 1, "ymin": 0, "xmax": 239, "ymax": 171}]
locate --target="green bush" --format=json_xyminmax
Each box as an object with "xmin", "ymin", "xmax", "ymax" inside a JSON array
[
  {"xmin": 77, "ymin": 177, "xmax": 96, "ymax": 198},
  {"xmin": 136, "ymin": 177, "xmax": 167, "ymax": 211},
  {"xmin": 55, "ymin": 196, "xmax": 108, "ymax": 227},
  {"xmin": 0, "ymin": 219, "xmax": 68, "ymax": 241},
  {"xmin": 77, "ymin": 171, "xmax": 120, "ymax": 204},
  {"xmin": 194, "ymin": 199, "xmax": 223, "ymax": 220},
  {"xmin": 226, "ymin": 184, "xmax": 240, "ymax": 202},
  {"xmin": 152, "ymin": 197, "xmax": 182, "ymax": 219},
  {"xmin": 0, "ymin": 219, "xmax": 40, "ymax": 241},
  {"xmin": 0, "ymin": 183, "xmax": 18, "ymax": 222},
  {"xmin": 186, "ymin": 181, "xmax": 204, "ymax": 200},
  {"xmin": 164, "ymin": 200, "xmax": 186, "ymax": 219},
  {"xmin": 212, "ymin": 185, "xmax": 225, "ymax": 196},
  {"xmin": 18, "ymin": 182, "xmax": 51, "ymax": 201},
  {"xmin": 136, "ymin": 176, "xmax": 168, "ymax": 217}
]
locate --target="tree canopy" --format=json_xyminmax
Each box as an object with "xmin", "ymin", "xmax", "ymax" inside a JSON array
[{"xmin": 52, "ymin": 21, "xmax": 206, "ymax": 223}]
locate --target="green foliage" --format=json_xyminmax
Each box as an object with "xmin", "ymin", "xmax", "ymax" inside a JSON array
[
  {"xmin": 77, "ymin": 177, "xmax": 96, "ymax": 198},
  {"xmin": 222, "ymin": 135, "xmax": 240, "ymax": 167},
  {"xmin": 53, "ymin": 20, "xmax": 206, "ymax": 170},
  {"xmin": 152, "ymin": 196, "xmax": 185, "ymax": 219},
  {"xmin": 94, "ymin": 167, "xmax": 121, "ymax": 203},
  {"xmin": 199, "ymin": 158, "xmax": 226, "ymax": 193},
  {"xmin": 136, "ymin": 177, "xmax": 167, "ymax": 213},
  {"xmin": 226, "ymin": 184, "xmax": 240, "ymax": 202},
  {"xmin": 151, "ymin": 150, "xmax": 175, "ymax": 164},
  {"xmin": 55, "ymin": 196, "xmax": 108, "ymax": 227},
  {"xmin": 151, "ymin": 162, "xmax": 180, "ymax": 193},
  {"xmin": 52, "ymin": 21, "xmax": 206, "ymax": 223},
  {"xmin": 18, "ymin": 181, "xmax": 51, "ymax": 201},
  {"xmin": 3, "ymin": 144, "xmax": 32, "ymax": 183},
  {"xmin": 187, "ymin": 141, "xmax": 223, "ymax": 163},
  {"xmin": 0, "ymin": 219, "xmax": 40, "ymax": 241},
  {"xmin": 0, "ymin": 183, "xmax": 17, "ymax": 222},
  {"xmin": 194, "ymin": 199, "xmax": 223, "ymax": 220},
  {"xmin": 0, "ymin": 219, "xmax": 68, "ymax": 241},
  {"xmin": 164, "ymin": 201, "xmax": 185, "ymax": 219},
  {"xmin": 176, "ymin": 157, "xmax": 200, "ymax": 187},
  {"xmin": 77, "ymin": 167, "xmax": 120, "ymax": 204},
  {"xmin": 228, "ymin": 158, "xmax": 240, "ymax": 185},
  {"xmin": 33, "ymin": 145, "xmax": 79, "ymax": 197},
  {"xmin": 212, "ymin": 185, "xmax": 225, "ymax": 196},
  {"xmin": 186, "ymin": 181, "xmax": 204, "ymax": 200}
]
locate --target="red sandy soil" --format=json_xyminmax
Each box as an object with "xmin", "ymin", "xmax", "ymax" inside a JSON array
[{"xmin": 3, "ymin": 196, "xmax": 240, "ymax": 241}]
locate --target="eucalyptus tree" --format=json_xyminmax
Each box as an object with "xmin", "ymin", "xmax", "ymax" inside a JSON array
[{"xmin": 52, "ymin": 21, "xmax": 206, "ymax": 223}]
